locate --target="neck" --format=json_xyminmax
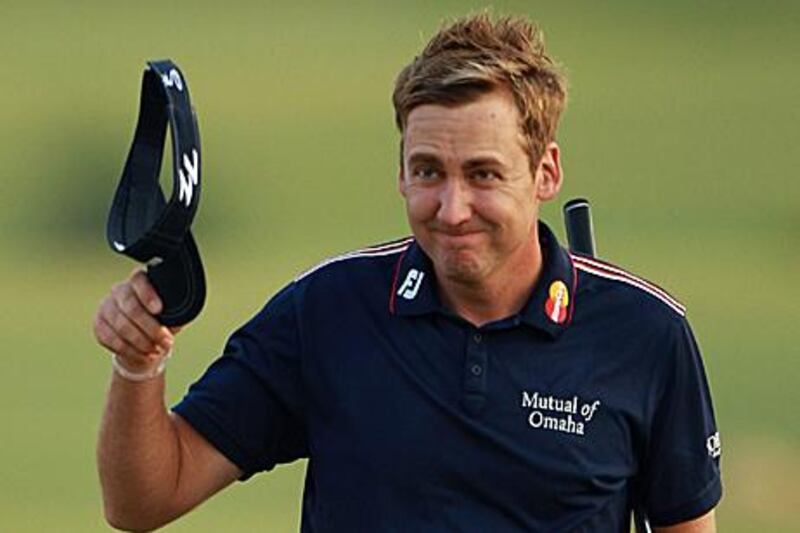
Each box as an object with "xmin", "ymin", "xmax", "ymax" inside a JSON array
[{"xmin": 436, "ymin": 238, "xmax": 543, "ymax": 327}]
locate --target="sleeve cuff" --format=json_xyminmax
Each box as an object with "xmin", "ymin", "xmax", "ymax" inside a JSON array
[
  {"xmin": 647, "ymin": 474, "xmax": 722, "ymax": 527},
  {"xmin": 172, "ymin": 401, "xmax": 265, "ymax": 481}
]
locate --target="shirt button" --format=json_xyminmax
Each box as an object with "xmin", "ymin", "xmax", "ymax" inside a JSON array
[
  {"xmin": 473, "ymin": 333, "xmax": 482, "ymax": 343},
  {"xmin": 470, "ymin": 364, "xmax": 483, "ymax": 376}
]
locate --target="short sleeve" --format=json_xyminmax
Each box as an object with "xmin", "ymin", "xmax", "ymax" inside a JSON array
[
  {"xmin": 172, "ymin": 283, "xmax": 308, "ymax": 480},
  {"xmin": 640, "ymin": 318, "xmax": 722, "ymax": 526}
]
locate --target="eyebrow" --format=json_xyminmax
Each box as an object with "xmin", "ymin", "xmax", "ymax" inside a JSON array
[
  {"xmin": 406, "ymin": 152, "xmax": 509, "ymax": 170},
  {"xmin": 462, "ymin": 156, "xmax": 508, "ymax": 170},
  {"xmin": 407, "ymin": 152, "xmax": 442, "ymax": 166}
]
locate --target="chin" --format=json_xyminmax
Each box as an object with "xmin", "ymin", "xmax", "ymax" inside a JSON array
[{"xmin": 438, "ymin": 253, "xmax": 488, "ymax": 284}]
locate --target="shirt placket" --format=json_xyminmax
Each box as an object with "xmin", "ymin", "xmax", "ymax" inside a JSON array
[{"xmin": 462, "ymin": 329, "xmax": 488, "ymax": 417}]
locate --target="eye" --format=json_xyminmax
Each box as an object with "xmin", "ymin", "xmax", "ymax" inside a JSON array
[
  {"xmin": 411, "ymin": 165, "xmax": 441, "ymax": 181},
  {"xmin": 471, "ymin": 169, "xmax": 500, "ymax": 182}
]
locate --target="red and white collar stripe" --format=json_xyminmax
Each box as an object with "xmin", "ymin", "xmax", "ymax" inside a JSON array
[
  {"xmin": 295, "ymin": 237, "xmax": 413, "ymax": 282},
  {"xmin": 571, "ymin": 254, "xmax": 686, "ymax": 317}
]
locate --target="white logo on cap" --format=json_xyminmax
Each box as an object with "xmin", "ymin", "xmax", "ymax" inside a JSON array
[
  {"xmin": 161, "ymin": 69, "xmax": 184, "ymax": 92},
  {"xmin": 397, "ymin": 268, "xmax": 424, "ymax": 300},
  {"xmin": 177, "ymin": 149, "xmax": 199, "ymax": 208}
]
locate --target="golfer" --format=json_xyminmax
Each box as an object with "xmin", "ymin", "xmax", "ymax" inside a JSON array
[{"xmin": 93, "ymin": 14, "xmax": 721, "ymax": 532}]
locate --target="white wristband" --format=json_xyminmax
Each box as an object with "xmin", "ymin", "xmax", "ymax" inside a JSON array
[{"xmin": 111, "ymin": 350, "xmax": 172, "ymax": 382}]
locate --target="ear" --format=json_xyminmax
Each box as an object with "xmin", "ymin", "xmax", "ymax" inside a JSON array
[
  {"xmin": 398, "ymin": 165, "xmax": 407, "ymax": 197},
  {"xmin": 535, "ymin": 142, "xmax": 563, "ymax": 202},
  {"xmin": 397, "ymin": 139, "xmax": 408, "ymax": 197}
]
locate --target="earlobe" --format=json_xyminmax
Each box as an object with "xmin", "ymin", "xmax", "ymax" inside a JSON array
[{"xmin": 536, "ymin": 142, "xmax": 563, "ymax": 201}]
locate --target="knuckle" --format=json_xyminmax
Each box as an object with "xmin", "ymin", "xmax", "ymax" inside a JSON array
[
  {"xmin": 112, "ymin": 312, "xmax": 130, "ymax": 335},
  {"xmin": 131, "ymin": 270, "xmax": 148, "ymax": 288},
  {"xmin": 131, "ymin": 270, "xmax": 149, "ymax": 288},
  {"xmin": 128, "ymin": 328, "xmax": 149, "ymax": 347},
  {"xmin": 133, "ymin": 276, "xmax": 159, "ymax": 308},
  {"xmin": 110, "ymin": 282, "xmax": 125, "ymax": 298},
  {"xmin": 109, "ymin": 336, "xmax": 125, "ymax": 355},
  {"xmin": 140, "ymin": 322, "xmax": 161, "ymax": 342},
  {"xmin": 130, "ymin": 329, "xmax": 153, "ymax": 352},
  {"xmin": 123, "ymin": 326, "xmax": 142, "ymax": 347},
  {"xmin": 134, "ymin": 309, "xmax": 160, "ymax": 336},
  {"xmin": 97, "ymin": 299, "xmax": 111, "ymax": 321},
  {"xmin": 100, "ymin": 294, "xmax": 113, "ymax": 311},
  {"xmin": 99, "ymin": 302, "xmax": 117, "ymax": 327},
  {"xmin": 120, "ymin": 292, "xmax": 140, "ymax": 316},
  {"xmin": 92, "ymin": 314, "xmax": 106, "ymax": 341},
  {"xmin": 93, "ymin": 323, "xmax": 107, "ymax": 346}
]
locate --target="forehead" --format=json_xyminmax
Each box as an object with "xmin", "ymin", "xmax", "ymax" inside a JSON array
[{"xmin": 404, "ymin": 90, "xmax": 525, "ymax": 158}]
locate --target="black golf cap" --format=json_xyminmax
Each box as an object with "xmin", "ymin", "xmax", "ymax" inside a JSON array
[{"xmin": 106, "ymin": 59, "xmax": 205, "ymax": 327}]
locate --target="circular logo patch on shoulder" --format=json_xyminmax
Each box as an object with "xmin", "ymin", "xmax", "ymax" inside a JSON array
[{"xmin": 545, "ymin": 280, "xmax": 569, "ymax": 324}]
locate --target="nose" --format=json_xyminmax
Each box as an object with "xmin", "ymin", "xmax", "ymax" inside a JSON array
[{"xmin": 436, "ymin": 177, "xmax": 472, "ymax": 227}]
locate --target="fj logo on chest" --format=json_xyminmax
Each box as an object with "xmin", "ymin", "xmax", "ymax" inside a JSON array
[{"xmin": 521, "ymin": 391, "xmax": 601, "ymax": 436}]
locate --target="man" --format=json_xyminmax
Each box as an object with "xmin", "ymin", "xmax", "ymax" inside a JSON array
[{"xmin": 93, "ymin": 14, "xmax": 721, "ymax": 532}]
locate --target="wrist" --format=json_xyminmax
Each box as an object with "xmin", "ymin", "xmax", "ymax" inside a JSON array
[{"xmin": 111, "ymin": 350, "xmax": 172, "ymax": 382}]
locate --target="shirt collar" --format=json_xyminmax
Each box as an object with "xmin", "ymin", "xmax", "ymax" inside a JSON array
[
  {"xmin": 389, "ymin": 222, "xmax": 577, "ymax": 339},
  {"xmin": 389, "ymin": 240, "xmax": 441, "ymax": 317}
]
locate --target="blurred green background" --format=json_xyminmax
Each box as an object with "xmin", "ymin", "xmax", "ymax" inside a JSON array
[{"xmin": 1, "ymin": 0, "xmax": 797, "ymax": 531}]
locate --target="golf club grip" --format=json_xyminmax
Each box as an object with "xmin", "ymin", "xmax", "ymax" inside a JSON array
[{"xmin": 563, "ymin": 198, "xmax": 596, "ymax": 258}]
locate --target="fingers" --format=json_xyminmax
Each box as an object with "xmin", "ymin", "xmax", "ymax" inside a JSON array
[
  {"xmin": 94, "ymin": 312, "xmax": 151, "ymax": 361},
  {"xmin": 111, "ymin": 278, "xmax": 171, "ymax": 351},
  {"xmin": 93, "ymin": 272, "xmax": 175, "ymax": 367},
  {"xmin": 130, "ymin": 269, "xmax": 163, "ymax": 315},
  {"xmin": 103, "ymin": 295, "xmax": 157, "ymax": 354}
]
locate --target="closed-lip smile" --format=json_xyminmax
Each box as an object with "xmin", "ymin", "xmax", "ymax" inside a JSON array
[{"xmin": 434, "ymin": 229, "xmax": 484, "ymax": 245}]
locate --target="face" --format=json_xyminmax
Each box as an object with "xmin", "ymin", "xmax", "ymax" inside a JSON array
[{"xmin": 399, "ymin": 89, "xmax": 562, "ymax": 286}]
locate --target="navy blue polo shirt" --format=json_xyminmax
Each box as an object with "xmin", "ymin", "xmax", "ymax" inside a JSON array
[{"xmin": 173, "ymin": 222, "xmax": 721, "ymax": 532}]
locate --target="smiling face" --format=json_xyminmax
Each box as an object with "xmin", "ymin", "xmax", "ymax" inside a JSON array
[{"xmin": 399, "ymin": 89, "xmax": 562, "ymax": 288}]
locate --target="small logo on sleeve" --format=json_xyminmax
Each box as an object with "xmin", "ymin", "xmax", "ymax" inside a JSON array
[
  {"xmin": 707, "ymin": 432, "xmax": 721, "ymax": 458},
  {"xmin": 397, "ymin": 268, "xmax": 425, "ymax": 300},
  {"xmin": 544, "ymin": 280, "xmax": 569, "ymax": 324}
]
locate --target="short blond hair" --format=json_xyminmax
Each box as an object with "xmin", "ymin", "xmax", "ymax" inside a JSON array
[{"xmin": 393, "ymin": 13, "xmax": 568, "ymax": 169}]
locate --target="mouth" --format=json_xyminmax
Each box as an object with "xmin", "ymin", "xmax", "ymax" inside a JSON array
[{"xmin": 433, "ymin": 229, "xmax": 484, "ymax": 246}]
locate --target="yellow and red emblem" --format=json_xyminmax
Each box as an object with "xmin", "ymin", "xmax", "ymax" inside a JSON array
[{"xmin": 544, "ymin": 280, "xmax": 569, "ymax": 324}]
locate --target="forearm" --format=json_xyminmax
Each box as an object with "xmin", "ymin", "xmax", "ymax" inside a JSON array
[{"xmin": 97, "ymin": 372, "xmax": 182, "ymax": 531}]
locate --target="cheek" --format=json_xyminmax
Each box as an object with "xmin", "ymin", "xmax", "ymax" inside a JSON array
[
  {"xmin": 476, "ymin": 189, "xmax": 536, "ymax": 229},
  {"xmin": 403, "ymin": 188, "xmax": 437, "ymax": 222},
  {"xmin": 473, "ymin": 190, "xmax": 512, "ymax": 217}
]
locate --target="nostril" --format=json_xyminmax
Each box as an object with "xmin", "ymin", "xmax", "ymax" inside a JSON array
[
  {"xmin": 437, "ymin": 203, "xmax": 471, "ymax": 226},
  {"xmin": 437, "ymin": 187, "xmax": 472, "ymax": 224},
  {"xmin": 441, "ymin": 206, "xmax": 471, "ymax": 222}
]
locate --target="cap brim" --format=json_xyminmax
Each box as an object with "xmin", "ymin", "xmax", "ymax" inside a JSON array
[{"xmin": 146, "ymin": 231, "xmax": 206, "ymax": 327}]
